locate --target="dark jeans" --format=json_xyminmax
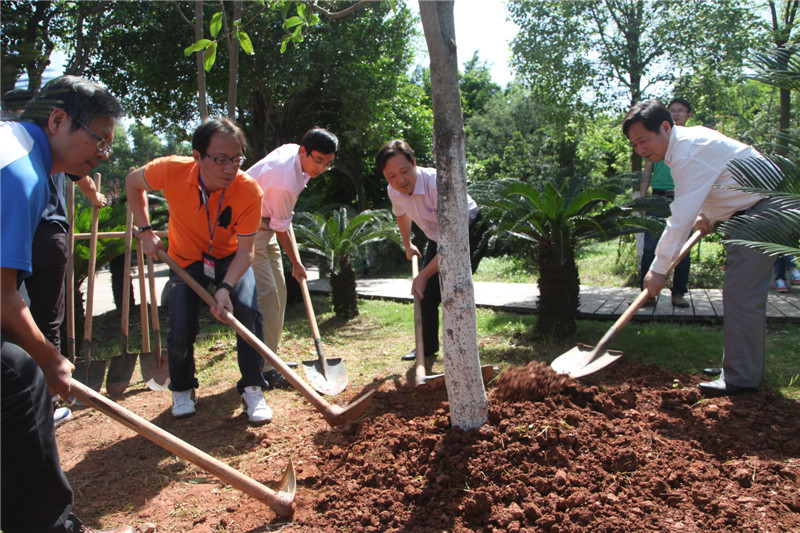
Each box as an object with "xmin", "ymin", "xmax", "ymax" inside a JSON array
[
  {"xmin": 1, "ymin": 337, "xmax": 82, "ymax": 533},
  {"xmin": 419, "ymin": 214, "xmax": 489, "ymax": 355},
  {"xmin": 640, "ymin": 217, "xmax": 691, "ymax": 296},
  {"xmin": 774, "ymin": 255, "xmax": 796, "ymax": 281},
  {"xmin": 24, "ymin": 221, "xmax": 68, "ymax": 352},
  {"xmin": 167, "ymin": 255, "xmax": 268, "ymax": 394}
]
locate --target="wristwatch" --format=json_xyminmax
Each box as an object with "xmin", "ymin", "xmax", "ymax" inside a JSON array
[
  {"xmin": 218, "ymin": 281, "xmax": 235, "ymax": 293},
  {"xmin": 138, "ymin": 224, "xmax": 153, "ymax": 233}
]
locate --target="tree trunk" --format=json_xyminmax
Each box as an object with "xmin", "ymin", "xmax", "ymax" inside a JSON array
[
  {"xmin": 331, "ymin": 258, "xmax": 358, "ymax": 319},
  {"xmin": 419, "ymin": 0, "xmax": 487, "ymax": 430},
  {"xmin": 535, "ymin": 239, "xmax": 579, "ymax": 338},
  {"xmin": 194, "ymin": 1, "xmax": 209, "ymax": 120},
  {"xmin": 224, "ymin": 0, "xmax": 242, "ymax": 120}
]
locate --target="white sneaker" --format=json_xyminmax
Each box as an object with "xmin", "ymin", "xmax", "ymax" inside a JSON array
[
  {"xmin": 171, "ymin": 389, "xmax": 197, "ymax": 419},
  {"xmin": 241, "ymin": 386, "xmax": 273, "ymax": 425},
  {"xmin": 53, "ymin": 406, "xmax": 72, "ymax": 427},
  {"xmin": 776, "ymin": 279, "xmax": 789, "ymax": 293},
  {"xmin": 790, "ymin": 268, "xmax": 800, "ymax": 285}
]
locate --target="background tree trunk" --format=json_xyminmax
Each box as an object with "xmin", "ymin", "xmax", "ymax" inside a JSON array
[
  {"xmin": 535, "ymin": 240, "xmax": 579, "ymax": 338},
  {"xmin": 419, "ymin": 0, "xmax": 487, "ymax": 430}
]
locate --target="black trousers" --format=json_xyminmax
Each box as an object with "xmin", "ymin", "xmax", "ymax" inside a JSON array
[
  {"xmin": 0, "ymin": 337, "xmax": 81, "ymax": 532},
  {"xmin": 419, "ymin": 214, "xmax": 489, "ymax": 355},
  {"xmin": 24, "ymin": 221, "xmax": 69, "ymax": 352}
]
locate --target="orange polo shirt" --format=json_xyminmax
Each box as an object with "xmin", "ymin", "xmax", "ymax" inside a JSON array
[{"xmin": 143, "ymin": 155, "xmax": 263, "ymax": 268}]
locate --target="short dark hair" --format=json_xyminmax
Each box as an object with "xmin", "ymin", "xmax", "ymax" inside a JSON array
[
  {"xmin": 668, "ymin": 97, "xmax": 691, "ymax": 113},
  {"xmin": 22, "ymin": 75, "xmax": 123, "ymax": 131},
  {"xmin": 375, "ymin": 140, "xmax": 416, "ymax": 171},
  {"xmin": 622, "ymin": 99, "xmax": 673, "ymax": 138},
  {"xmin": 192, "ymin": 117, "xmax": 247, "ymax": 155},
  {"xmin": 300, "ymin": 127, "xmax": 338, "ymax": 155},
  {"xmin": 3, "ymin": 89, "xmax": 34, "ymax": 114}
]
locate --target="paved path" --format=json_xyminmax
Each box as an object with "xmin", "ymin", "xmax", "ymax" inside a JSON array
[{"xmin": 307, "ymin": 278, "xmax": 800, "ymax": 324}]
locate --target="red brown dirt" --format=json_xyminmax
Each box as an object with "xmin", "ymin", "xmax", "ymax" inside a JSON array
[{"xmin": 58, "ymin": 351, "xmax": 800, "ymax": 533}]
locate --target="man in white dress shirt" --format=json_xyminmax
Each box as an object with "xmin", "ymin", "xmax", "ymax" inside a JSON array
[
  {"xmin": 623, "ymin": 99, "xmax": 777, "ymax": 397},
  {"xmin": 246, "ymin": 128, "xmax": 338, "ymax": 387}
]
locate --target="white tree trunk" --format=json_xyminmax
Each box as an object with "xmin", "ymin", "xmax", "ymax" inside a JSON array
[{"xmin": 419, "ymin": 0, "xmax": 487, "ymax": 430}]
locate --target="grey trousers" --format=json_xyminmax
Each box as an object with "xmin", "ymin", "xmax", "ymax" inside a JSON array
[{"xmin": 720, "ymin": 199, "xmax": 778, "ymax": 388}]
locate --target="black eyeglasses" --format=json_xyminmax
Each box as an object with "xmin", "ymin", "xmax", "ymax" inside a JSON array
[
  {"xmin": 75, "ymin": 119, "xmax": 113, "ymax": 156},
  {"xmin": 310, "ymin": 154, "xmax": 335, "ymax": 170},
  {"xmin": 204, "ymin": 154, "xmax": 246, "ymax": 167}
]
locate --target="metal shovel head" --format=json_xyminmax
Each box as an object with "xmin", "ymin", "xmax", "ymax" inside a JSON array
[
  {"xmin": 140, "ymin": 350, "xmax": 170, "ymax": 391},
  {"xmin": 73, "ymin": 358, "xmax": 108, "ymax": 392},
  {"xmin": 551, "ymin": 343, "xmax": 624, "ymax": 378},
  {"xmin": 106, "ymin": 352, "xmax": 138, "ymax": 396},
  {"xmin": 302, "ymin": 358, "xmax": 348, "ymax": 396}
]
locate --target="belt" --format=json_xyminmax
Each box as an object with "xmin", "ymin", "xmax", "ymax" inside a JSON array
[{"xmin": 651, "ymin": 189, "xmax": 674, "ymax": 199}]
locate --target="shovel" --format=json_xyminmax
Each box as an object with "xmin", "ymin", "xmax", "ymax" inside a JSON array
[
  {"xmin": 289, "ymin": 226, "xmax": 347, "ymax": 395},
  {"xmin": 136, "ymin": 235, "xmax": 169, "ymax": 390},
  {"xmin": 68, "ymin": 378, "xmax": 296, "ymax": 517},
  {"xmin": 74, "ymin": 173, "xmax": 107, "ymax": 391},
  {"xmin": 66, "ymin": 181, "xmax": 76, "ymax": 363},
  {"xmin": 409, "ymin": 256, "xmax": 495, "ymax": 392},
  {"xmin": 106, "ymin": 207, "xmax": 138, "ymax": 396},
  {"xmin": 552, "ymin": 230, "xmax": 703, "ymax": 378},
  {"xmin": 145, "ymin": 249, "xmax": 171, "ymax": 390},
  {"xmin": 155, "ymin": 248, "xmax": 373, "ymax": 427}
]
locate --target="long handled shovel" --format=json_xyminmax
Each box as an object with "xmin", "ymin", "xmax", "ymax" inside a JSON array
[
  {"xmin": 154, "ymin": 248, "xmax": 373, "ymax": 427},
  {"xmin": 409, "ymin": 256, "xmax": 495, "ymax": 392},
  {"xmin": 552, "ymin": 229, "xmax": 704, "ymax": 378},
  {"xmin": 136, "ymin": 236, "xmax": 169, "ymax": 390},
  {"xmin": 66, "ymin": 181, "xmax": 76, "ymax": 363},
  {"xmin": 288, "ymin": 227, "xmax": 347, "ymax": 395},
  {"xmin": 106, "ymin": 207, "xmax": 138, "ymax": 396},
  {"xmin": 68, "ymin": 378, "xmax": 296, "ymax": 517},
  {"xmin": 74, "ymin": 173, "xmax": 107, "ymax": 391}
]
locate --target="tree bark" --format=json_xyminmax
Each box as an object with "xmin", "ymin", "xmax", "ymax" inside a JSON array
[
  {"xmin": 419, "ymin": 0, "xmax": 487, "ymax": 430},
  {"xmin": 194, "ymin": 1, "xmax": 209, "ymax": 120}
]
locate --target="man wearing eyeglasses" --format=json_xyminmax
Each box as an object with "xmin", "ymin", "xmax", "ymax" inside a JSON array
[
  {"xmin": 245, "ymin": 128, "xmax": 338, "ymax": 388},
  {"xmin": 127, "ymin": 117, "xmax": 273, "ymax": 425},
  {"xmin": 2, "ymin": 76, "xmax": 132, "ymax": 532}
]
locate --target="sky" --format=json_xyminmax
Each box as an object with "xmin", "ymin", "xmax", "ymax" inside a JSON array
[{"xmin": 413, "ymin": 1, "xmax": 519, "ymax": 87}]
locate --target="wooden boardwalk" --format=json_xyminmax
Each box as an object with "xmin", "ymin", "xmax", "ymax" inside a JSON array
[{"xmin": 306, "ymin": 278, "xmax": 800, "ymax": 324}]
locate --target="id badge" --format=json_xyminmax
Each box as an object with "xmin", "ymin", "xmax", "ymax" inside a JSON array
[{"xmin": 202, "ymin": 252, "xmax": 217, "ymax": 280}]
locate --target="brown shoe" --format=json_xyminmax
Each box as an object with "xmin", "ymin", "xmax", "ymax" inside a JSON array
[{"xmin": 671, "ymin": 294, "xmax": 690, "ymax": 308}]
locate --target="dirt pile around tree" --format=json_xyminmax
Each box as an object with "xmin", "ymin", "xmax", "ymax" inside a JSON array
[{"xmin": 290, "ymin": 360, "xmax": 800, "ymax": 532}]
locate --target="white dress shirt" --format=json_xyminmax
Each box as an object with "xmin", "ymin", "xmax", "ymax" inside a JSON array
[
  {"xmin": 387, "ymin": 166, "xmax": 478, "ymax": 243},
  {"xmin": 652, "ymin": 125, "xmax": 765, "ymax": 274},
  {"xmin": 245, "ymin": 143, "xmax": 310, "ymax": 232}
]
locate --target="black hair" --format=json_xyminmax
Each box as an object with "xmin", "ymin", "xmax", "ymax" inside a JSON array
[
  {"xmin": 300, "ymin": 127, "xmax": 338, "ymax": 155},
  {"xmin": 375, "ymin": 139, "xmax": 416, "ymax": 171},
  {"xmin": 21, "ymin": 75, "xmax": 123, "ymax": 131},
  {"xmin": 192, "ymin": 116, "xmax": 247, "ymax": 155},
  {"xmin": 668, "ymin": 97, "xmax": 692, "ymax": 113},
  {"xmin": 622, "ymin": 99, "xmax": 673, "ymax": 138}
]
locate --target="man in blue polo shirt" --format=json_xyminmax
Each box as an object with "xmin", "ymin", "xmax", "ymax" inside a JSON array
[{"xmin": 1, "ymin": 75, "xmax": 131, "ymax": 533}]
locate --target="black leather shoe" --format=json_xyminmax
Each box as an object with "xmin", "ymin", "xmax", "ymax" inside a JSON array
[
  {"xmin": 264, "ymin": 369, "xmax": 292, "ymax": 390},
  {"xmin": 401, "ymin": 349, "xmax": 416, "ymax": 361},
  {"xmin": 698, "ymin": 378, "xmax": 758, "ymax": 397},
  {"xmin": 701, "ymin": 367, "xmax": 722, "ymax": 377}
]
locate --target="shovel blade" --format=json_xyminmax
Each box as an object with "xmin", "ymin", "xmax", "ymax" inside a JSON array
[
  {"xmin": 106, "ymin": 352, "xmax": 138, "ymax": 396},
  {"xmin": 73, "ymin": 359, "xmax": 108, "ymax": 392},
  {"xmin": 551, "ymin": 343, "xmax": 624, "ymax": 378},
  {"xmin": 140, "ymin": 351, "xmax": 170, "ymax": 391},
  {"xmin": 301, "ymin": 358, "xmax": 348, "ymax": 396}
]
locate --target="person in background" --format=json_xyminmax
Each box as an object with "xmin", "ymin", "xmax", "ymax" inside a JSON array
[
  {"xmin": 637, "ymin": 97, "xmax": 694, "ymax": 308},
  {"xmin": 1, "ymin": 75, "xmax": 132, "ymax": 533},
  {"xmin": 376, "ymin": 140, "xmax": 488, "ymax": 364},
  {"xmin": 623, "ymin": 99, "xmax": 778, "ymax": 397},
  {"xmin": 774, "ymin": 255, "xmax": 800, "ymax": 293},
  {"xmin": 245, "ymin": 127, "xmax": 338, "ymax": 387},
  {"xmin": 126, "ymin": 117, "xmax": 272, "ymax": 425}
]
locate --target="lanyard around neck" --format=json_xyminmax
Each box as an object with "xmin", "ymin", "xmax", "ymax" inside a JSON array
[{"xmin": 197, "ymin": 174, "xmax": 226, "ymax": 254}]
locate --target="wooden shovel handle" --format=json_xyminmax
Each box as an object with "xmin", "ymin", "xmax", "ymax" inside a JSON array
[
  {"xmin": 66, "ymin": 181, "xmax": 75, "ymax": 361},
  {"xmin": 121, "ymin": 207, "xmax": 133, "ymax": 338},
  {"xmin": 69, "ymin": 378, "xmax": 295, "ymax": 517},
  {"xmin": 287, "ymin": 225, "xmax": 322, "ymax": 342},
  {"xmin": 135, "ymin": 237, "xmax": 150, "ymax": 353},
  {"xmin": 83, "ymin": 173, "xmax": 101, "ymax": 343},
  {"xmin": 411, "ymin": 256, "xmax": 427, "ymax": 386}
]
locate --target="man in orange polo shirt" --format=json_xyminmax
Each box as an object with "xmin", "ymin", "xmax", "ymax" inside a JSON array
[{"xmin": 126, "ymin": 117, "xmax": 273, "ymax": 424}]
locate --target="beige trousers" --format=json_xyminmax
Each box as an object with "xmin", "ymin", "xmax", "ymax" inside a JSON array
[{"xmin": 253, "ymin": 219, "xmax": 286, "ymax": 356}]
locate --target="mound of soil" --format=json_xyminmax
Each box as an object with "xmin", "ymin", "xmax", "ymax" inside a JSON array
[{"xmin": 59, "ymin": 357, "xmax": 799, "ymax": 532}]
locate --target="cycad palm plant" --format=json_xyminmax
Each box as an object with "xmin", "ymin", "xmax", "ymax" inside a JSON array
[
  {"xmin": 293, "ymin": 207, "xmax": 401, "ymax": 318},
  {"xmin": 473, "ymin": 176, "xmax": 660, "ymax": 338},
  {"xmin": 719, "ymin": 47, "xmax": 800, "ymax": 256}
]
